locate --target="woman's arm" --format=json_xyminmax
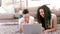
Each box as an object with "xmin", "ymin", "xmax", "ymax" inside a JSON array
[{"xmin": 44, "ymin": 15, "xmax": 57, "ymax": 32}]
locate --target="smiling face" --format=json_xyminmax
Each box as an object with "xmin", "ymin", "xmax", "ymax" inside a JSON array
[
  {"xmin": 39, "ymin": 9, "xmax": 45, "ymax": 18},
  {"xmin": 23, "ymin": 13, "xmax": 29, "ymax": 23}
]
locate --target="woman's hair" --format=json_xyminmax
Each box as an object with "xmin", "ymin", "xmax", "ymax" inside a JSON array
[{"xmin": 36, "ymin": 5, "xmax": 51, "ymax": 29}]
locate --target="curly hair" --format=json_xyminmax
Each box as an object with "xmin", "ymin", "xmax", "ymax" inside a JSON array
[{"xmin": 36, "ymin": 5, "xmax": 51, "ymax": 30}]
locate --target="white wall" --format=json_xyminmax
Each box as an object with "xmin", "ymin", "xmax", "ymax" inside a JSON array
[{"xmin": 27, "ymin": 0, "xmax": 60, "ymax": 9}]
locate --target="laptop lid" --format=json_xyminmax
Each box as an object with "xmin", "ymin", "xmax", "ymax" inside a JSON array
[{"xmin": 23, "ymin": 24, "xmax": 42, "ymax": 34}]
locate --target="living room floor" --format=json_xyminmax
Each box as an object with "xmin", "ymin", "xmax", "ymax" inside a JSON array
[
  {"xmin": 0, "ymin": 19, "xmax": 20, "ymax": 34},
  {"xmin": 0, "ymin": 19, "xmax": 60, "ymax": 34}
]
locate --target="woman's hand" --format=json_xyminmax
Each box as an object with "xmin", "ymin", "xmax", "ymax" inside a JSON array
[
  {"xmin": 42, "ymin": 27, "xmax": 49, "ymax": 34},
  {"xmin": 42, "ymin": 27, "xmax": 45, "ymax": 32}
]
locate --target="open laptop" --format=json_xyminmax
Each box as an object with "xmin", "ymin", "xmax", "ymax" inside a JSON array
[{"xmin": 22, "ymin": 24, "xmax": 42, "ymax": 34}]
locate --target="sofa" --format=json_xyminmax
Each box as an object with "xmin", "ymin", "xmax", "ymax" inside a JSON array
[
  {"xmin": 0, "ymin": 5, "xmax": 15, "ymax": 20},
  {"xmin": 0, "ymin": 5, "xmax": 60, "ymax": 23}
]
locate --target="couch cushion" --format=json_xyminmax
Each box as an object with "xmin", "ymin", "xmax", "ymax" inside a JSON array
[
  {"xmin": 28, "ymin": 7, "xmax": 39, "ymax": 18},
  {"xmin": 0, "ymin": 14, "xmax": 14, "ymax": 20},
  {"xmin": 51, "ymin": 9, "xmax": 60, "ymax": 17}
]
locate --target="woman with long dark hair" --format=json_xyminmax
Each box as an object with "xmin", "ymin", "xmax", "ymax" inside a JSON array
[{"xmin": 36, "ymin": 5, "xmax": 57, "ymax": 34}]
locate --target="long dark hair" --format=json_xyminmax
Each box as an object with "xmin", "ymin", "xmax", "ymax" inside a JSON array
[{"xmin": 37, "ymin": 5, "xmax": 51, "ymax": 29}]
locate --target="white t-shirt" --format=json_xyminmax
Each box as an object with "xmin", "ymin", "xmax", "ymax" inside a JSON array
[{"xmin": 18, "ymin": 16, "xmax": 35, "ymax": 28}]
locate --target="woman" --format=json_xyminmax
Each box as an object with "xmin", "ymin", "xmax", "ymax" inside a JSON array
[{"xmin": 36, "ymin": 5, "xmax": 57, "ymax": 34}]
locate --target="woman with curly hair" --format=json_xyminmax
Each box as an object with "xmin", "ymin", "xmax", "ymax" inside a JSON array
[{"xmin": 36, "ymin": 5, "xmax": 57, "ymax": 34}]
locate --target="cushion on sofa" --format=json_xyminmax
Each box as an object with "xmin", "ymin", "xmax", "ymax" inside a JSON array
[{"xmin": 0, "ymin": 14, "xmax": 14, "ymax": 20}]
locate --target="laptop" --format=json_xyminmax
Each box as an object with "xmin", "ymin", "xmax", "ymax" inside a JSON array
[{"xmin": 22, "ymin": 24, "xmax": 42, "ymax": 34}]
